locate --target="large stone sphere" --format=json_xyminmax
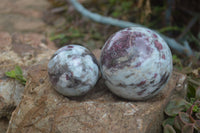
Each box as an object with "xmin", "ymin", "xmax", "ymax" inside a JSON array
[{"xmin": 100, "ymin": 27, "xmax": 173, "ymax": 100}]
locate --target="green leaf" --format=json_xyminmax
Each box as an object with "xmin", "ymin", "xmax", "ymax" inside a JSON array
[
  {"xmin": 164, "ymin": 124, "xmax": 176, "ymax": 133},
  {"xmin": 109, "ymin": 0, "xmax": 116, "ymax": 5},
  {"xmin": 189, "ymin": 98, "xmax": 196, "ymax": 104},
  {"xmin": 5, "ymin": 70, "xmax": 16, "ymax": 78},
  {"xmin": 5, "ymin": 66, "xmax": 26, "ymax": 85},
  {"xmin": 111, "ymin": 11, "xmax": 121, "ymax": 17},
  {"xmin": 121, "ymin": 1, "xmax": 132, "ymax": 10},
  {"xmin": 192, "ymin": 105, "xmax": 199, "ymax": 113},
  {"xmin": 165, "ymin": 99, "xmax": 189, "ymax": 116},
  {"xmin": 172, "ymin": 55, "xmax": 182, "ymax": 70},
  {"xmin": 15, "ymin": 65, "xmax": 23, "ymax": 75},
  {"xmin": 162, "ymin": 117, "xmax": 175, "ymax": 128},
  {"xmin": 182, "ymin": 124, "xmax": 194, "ymax": 133},
  {"xmin": 158, "ymin": 26, "xmax": 183, "ymax": 33},
  {"xmin": 50, "ymin": 33, "xmax": 66, "ymax": 41}
]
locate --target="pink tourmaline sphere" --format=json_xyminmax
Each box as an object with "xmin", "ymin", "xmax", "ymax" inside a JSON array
[
  {"xmin": 100, "ymin": 27, "xmax": 173, "ymax": 100},
  {"xmin": 48, "ymin": 45, "xmax": 99, "ymax": 97}
]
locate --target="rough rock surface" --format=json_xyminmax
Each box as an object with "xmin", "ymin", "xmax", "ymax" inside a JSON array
[
  {"xmin": 0, "ymin": 32, "xmax": 55, "ymax": 117},
  {"xmin": 7, "ymin": 62, "xmax": 186, "ymax": 133},
  {"xmin": 0, "ymin": 0, "xmax": 59, "ymax": 132},
  {"xmin": 0, "ymin": 118, "xmax": 8, "ymax": 133},
  {"xmin": 0, "ymin": 32, "xmax": 55, "ymax": 132}
]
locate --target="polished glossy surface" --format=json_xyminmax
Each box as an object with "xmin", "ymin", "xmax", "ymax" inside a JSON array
[
  {"xmin": 48, "ymin": 45, "xmax": 99, "ymax": 96},
  {"xmin": 100, "ymin": 27, "xmax": 173, "ymax": 100}
]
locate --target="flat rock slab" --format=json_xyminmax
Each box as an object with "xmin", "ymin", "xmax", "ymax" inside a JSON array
[{"xmin": 7, "ymin": 63, "xmax": 186, "ymax": 133}]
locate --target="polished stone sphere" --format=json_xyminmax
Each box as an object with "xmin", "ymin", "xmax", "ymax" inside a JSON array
[
  {"xmin": 48, "ymin": 45, "xmax": 99, "ymax": 97},
  {"xmin": 100, "ymin": 27, "xmax": 173, "ymax": 100}
]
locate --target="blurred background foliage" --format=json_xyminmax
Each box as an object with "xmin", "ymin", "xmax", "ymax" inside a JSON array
[{"xmin": 46, "ymin": 0, "xmax": 200, "ymax": 69}]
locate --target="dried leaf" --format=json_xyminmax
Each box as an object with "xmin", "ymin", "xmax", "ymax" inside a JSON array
[
  {"xmin": 164, "ymin": 124, "xmax": 176, "ymax": 133},
  {"xmin": 144, "ymin": 0, "xmax": 151, "ymax": 17},
  {"xmin": 192, "ymin": 69, "xmax": 200, "ymax": 77},
  {"xmin": 196, "ymin": 87, "xmax": 200, "ymax": 100},
  {"xmin": 137, "ymin": 0, "xmax": 144, "ymax": 8}
]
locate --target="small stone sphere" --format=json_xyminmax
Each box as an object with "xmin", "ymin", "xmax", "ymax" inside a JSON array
[
  {"xmin": 100, "ymin": 27, "xmax": 173, "ymax": 100},
  {"xmin": 48, "ymin": 44, "xmax": 99, "ymax": 97}
]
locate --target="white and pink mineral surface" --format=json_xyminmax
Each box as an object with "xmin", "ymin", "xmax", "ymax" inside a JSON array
[
  {"xmin": 100, "ymin": 27, "xmax": 173, "ymax": 100},
  {"xmin": 48, "ymin": 45, "xmax": 99, "ymax": 97}
]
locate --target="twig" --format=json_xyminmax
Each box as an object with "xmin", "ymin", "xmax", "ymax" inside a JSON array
[
  {"xmin": 51, "ymin": 6, "xmax": 67, "ymax": 14},
  {"xmin": 165, "ymin": 0, "xmax": 174, "ymax": 26},
  {"xmin": 161, "ymin": 35, "xmax": 193, "ymax": 56},
  {"xmin": 178, "ymin": 7, "xmax": 200, "ymax": 17},
  {"xmin": 188, "ymin": 78, "xmax": 200, "ymax": 86},
  {"xmin": 183, "ymin": 41, "xmax": 193, "ymax": 56},
  {"xmin": 68, "ymin": 0, "xmax": 143, "ymax": 28},
  {"xmin": 177, "ymin": 16, "xmax": 199, "ymax": 41},
  {"xmin": 68, "ymin": 0, "xmax": 194, "ymax": 56}
]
